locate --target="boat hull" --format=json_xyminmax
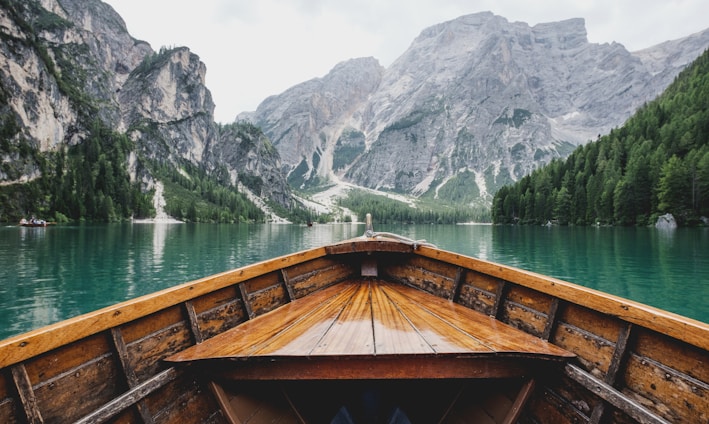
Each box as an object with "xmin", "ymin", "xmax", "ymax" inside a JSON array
[{"xmin": 0, "ymin": 237, "xmax": 706, "ymax": 423}]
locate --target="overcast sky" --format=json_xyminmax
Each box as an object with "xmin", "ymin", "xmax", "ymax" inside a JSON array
[{"xmin": 104, "ymin": 0, "xmax": 708, "ymax": 123}]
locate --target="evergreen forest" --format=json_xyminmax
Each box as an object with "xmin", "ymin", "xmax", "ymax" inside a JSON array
[
  {"xmin": 339, "ymin": 190, "xmax": 490, "ymax": 224},
  {"xmin": 492, "ymin": 49, "xmax": 709, "ymax": 226},
  {"xmin": 0, "ymin": 120, "xmax": 266, "ymax": 223}
]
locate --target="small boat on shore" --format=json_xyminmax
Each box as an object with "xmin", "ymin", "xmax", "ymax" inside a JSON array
[
  {"xmin": 0, "ymin": 215, "xmax": 706, "ymax": 423},
  {"xmin": 18, "ymin": 218, "xmax": 54, "ymax": 227}
]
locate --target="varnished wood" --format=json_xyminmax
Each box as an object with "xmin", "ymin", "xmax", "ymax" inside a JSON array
[
  {"xmin": 168, "ymin": 280, "xmax": 572, "ymax": 364},
  {"xmin": 166, "ymin": 280, "xmax": 573, "ymax": 383},
  {"xmin": 280, "ymin": 269, "xmax": 296, "ymax": 302},
  {"xmin": 208, "ymin": 356, "xmax": 551, "ymax": 381},
  {"xmin": 209, "ymin": 382, "xmax": 239, "ymax": 424},
  {"xmin": 0, "ymin": 247, "xmax": 328, "ymax": 368},
  {"xmin": 542, "ymin": 298, "xmax": 560, "ymax": 341},
  {"xmin": 73, "ymin": 368, "xmax": 179, "ymax": 424},
  {"xmin": 502, "ymin": 379, "xmax": 535, "ymax": 424},
  {"xmin": 1, "ymin": 236, "xmax": 708, "ymax": 424},
  {"xmin": 184, "ymin": 301, "xmax": 204, "ymax": 344},
  {"xmin": 492, "ymin": 280, "xmax": 507, "ymax": 319},
  {"xmin": 416, "ymin": 244, "xmax": 709, "ymax": 351},
  {"xmin": 449, "ymin": 267, "xmax": 465, "ymax": 301},
  {"xmin": 111, "ymin": 328, "xmax": 155, "ymax": 424},
  {"xmin": 564, "ymin": 363, "xmax": 670, "ymax": 424},
  {"xmin": 10, "ymin": 365, "xmax": 42, "ymax": 424}
]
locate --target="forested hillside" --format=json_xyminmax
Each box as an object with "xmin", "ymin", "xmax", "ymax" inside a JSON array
[
  {"xmin": 0, "ymin": 0, "xmax": 289, "ymax": 224},
  {"xmin": 492, "ymin": 49, "xmax": 709, "ymax": 226}
]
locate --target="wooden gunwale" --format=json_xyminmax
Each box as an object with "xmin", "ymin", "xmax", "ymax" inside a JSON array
[
  {"xmin": 414, "ymin": 245, "xmax": 709, "ymax": 352},
  {"xmin": 0, "ymin": 247, "xmax": 328, "ymax": 369},
  {"xmin": 2, "ymin": 238, "xmax": 707, "ymax": 367},
  {"xmin": 1, "ymin": 236, "xmax": 707, "ymax": 424}
]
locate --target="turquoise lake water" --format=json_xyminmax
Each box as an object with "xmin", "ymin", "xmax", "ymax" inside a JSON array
[{"xmin": 1, "ymin": 223, "xmax": 707, "ymax": 339}]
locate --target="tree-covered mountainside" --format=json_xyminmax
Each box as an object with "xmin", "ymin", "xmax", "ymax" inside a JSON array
[
  {"xmin": 492, "ymin": 49, "xmax": 709, "ymax": 226},
  {"xmin": 338, "ymin": 190, "xmax": 490, "ymax": 224},
  {"xmin": 0, "ymin": 0, "xmax": 291, "ymax": 223}
]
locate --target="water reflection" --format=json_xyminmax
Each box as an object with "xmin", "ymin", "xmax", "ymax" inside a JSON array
[{"xmin": 0, "ymin": 223, "xmax": 706, "ymax": 340}]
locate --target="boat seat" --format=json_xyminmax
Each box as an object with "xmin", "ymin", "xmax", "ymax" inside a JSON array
[{"xmin": 166, "ymin": 279, "xmax": 574, "ymax": 380}]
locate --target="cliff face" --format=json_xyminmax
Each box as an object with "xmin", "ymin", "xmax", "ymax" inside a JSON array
[
  {"xmin": 244, "ymin": 12, "xmax": 709, "ymax": 205},
  {"xmin": 0, "ymin": 0, "xmax": 291, "ymax": 213}
]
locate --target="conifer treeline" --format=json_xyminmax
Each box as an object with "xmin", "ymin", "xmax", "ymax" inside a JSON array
[{"xmin": 492, "ymin": 49, "xmax": 709, "ymax": 226}]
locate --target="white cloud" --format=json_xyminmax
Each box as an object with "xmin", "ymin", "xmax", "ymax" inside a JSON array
[{"xmin": 105, "ymin": 0, "xmax": 709, "ymax": 122}]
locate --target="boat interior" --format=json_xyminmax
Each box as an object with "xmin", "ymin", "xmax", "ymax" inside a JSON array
[
  {"xmin": 212, "ymin": 377, "xmax": 538, "ymax": 423},
  {"xmin": 167, "ymin": 278, "xmax": 574, "ymax": 423}
]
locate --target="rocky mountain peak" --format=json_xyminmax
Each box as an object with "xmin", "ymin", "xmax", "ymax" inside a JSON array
[
  {"xmin": 246, "ymin": 12, "xmax": 709, "ymax": 206},
  {"xmin": 0, "ymin": 0, "xmax": 292, "ymax": 218}
]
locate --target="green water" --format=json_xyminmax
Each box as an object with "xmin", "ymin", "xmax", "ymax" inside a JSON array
[{"xmin": 1, "ymin": 223, "xmax": 707, "ymax": 339}]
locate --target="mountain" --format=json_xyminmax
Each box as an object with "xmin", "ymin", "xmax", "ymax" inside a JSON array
[
  {"xmin": 492, "ymin": 49, "xmax": 709, "ymax": 226},
  {"xmin": 0, "ymin": 0, "xmax": 292, "ymax": 222},
  {"xmin": 243, "ymin": 12, "xmax": 709, "ymax": 207}
]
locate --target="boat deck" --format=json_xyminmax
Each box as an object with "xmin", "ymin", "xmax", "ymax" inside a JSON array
[{"xmin": 167, "ymin": 279, "xmax": 574, "ymax": 380}]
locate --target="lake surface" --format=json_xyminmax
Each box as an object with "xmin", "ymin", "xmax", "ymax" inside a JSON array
[{"xmin": 1, "ymin": 223, "xmax": 707, "ymax": 339}]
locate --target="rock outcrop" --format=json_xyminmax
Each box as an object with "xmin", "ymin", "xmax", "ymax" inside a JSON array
[
  {"xmin": 655, "ymin": 213, "xmax": 677, "ymax": 229},
  {"xmin": 244, "ymin": 12, "xmax": 709, "ymax": 205},
  {"xmin": 0, "ymin": 0, "xmax": 292, "ymax": 212}
]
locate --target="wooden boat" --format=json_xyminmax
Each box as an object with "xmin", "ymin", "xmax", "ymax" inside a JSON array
[
  {"xmin": 1, "ymin": 216, "xmax": 707, "ymax": 423},
  {"xmin": 18, "ymin": 219, "xmax": 54, "ymax": 227}
]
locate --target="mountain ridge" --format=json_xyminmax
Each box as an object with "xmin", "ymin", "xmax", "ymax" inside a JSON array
[
  {"xmin": 242, "ymin": 12, "xmax": 709, "ymax": 207},
  {"xmin": 0, "ymin": 0, "xmax": 292, "ymax": 222}
]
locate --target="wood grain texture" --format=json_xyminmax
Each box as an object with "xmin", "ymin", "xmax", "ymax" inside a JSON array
[
  {"xmin": 166, "ymin": 280, "xmax": 573, "ymax": 365},
  {"xmin": 415, "ymin": 245, "xmax": 709, "ymax": 351}
]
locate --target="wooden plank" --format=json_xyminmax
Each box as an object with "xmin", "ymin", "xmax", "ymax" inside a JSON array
[
  {"xmin": 281, "ymin": 269, "xmax": 296, "ymax": 302},
  {"xmin": 378, "ymin": 283, "xmax": 492, "ymax": 353},
  {"xmin": 492, "ymin": 280, "xmax": 508, "ymax": 319},
  {"xmin": 633, "ymin": 327, "xmax": 709, "ymax": 382},
  {"xmin": 370, "ymin": 282, "xmax": 432, "ymax": 354},
  {"xmin": 209, "ymin": 382, "xmax": 239, "ymax": 424},
  {"xmin": 195, "ymin": 298, "xmax": 246, "ymax": 341},
  {"xmin": 168, "ymin": 280, "xmax": 573, "ymax": 364},
  {"xmin": 248, "ymin": 284, "xmax": 290, "ymax": 317},
  {"xmin": 22, "ymin": 332, "xmax": 112, "ymax": 383},
  {"xmin": 564, "ymin": 363, "xmax": 671, "ymax": 424},
  {"xmin": 249, "ymin": 284, "xmax": 360, "ymax": 356},
  {"xmin": 166, "ymin": 283, "xmax": 359, "ymax": 361},
  {"xmin": 184, "ymin": 301, "xmax": 204, "ymax": 344},
  {"xmin": 126, "ymin": 322, "xmax": 192, "ymax": 382},
  {"xmin": 542, "ymin": 298, "xmax": 561, "ymax": 341},
  {"xmin": 502, "ymin": 379, "xmax": 535, "ymax": 424},
  {"xmin": 415, "ymin": 244, "xmax": 709, "ymax": 352},
  {"xmin": 32, "ymin": 354, "xmax": 122, "ymax": 422},
  {"xmin": 111, "ymin": 328, "xmax": 154, "ymax": 424},
  {"xmin": 505, "ymin": 284, "xmax": 554, "ymax": 316},
  {"xmin": 622, "ymin": 354, "xmax": 708, "ymax": 424},
  {"xmin": 385, "ymin": 261, "xmax": 455, "ymax": 298},
  {"xmin": 212, "ymin": 356, "xmax": 542, "ymax": 381},
  {"xmin": 499, "ymin": 299, "xmax": 547, "ymax": 337},
  {"xmin": 607, "ymin": 323, "xmax": 633, "ymax": 384},
  {"xmin": 73, "ymin": 368, "xmax": 179, "ymax": 424},
  {"xmin": 553, "ymin": 321, "xmax": 616, "ymax": 375},
  {"xmin": 10, "ymin": 365, "xmax": 42, "ymax": 424},
  {"xmin": 290, "ymin": 263, "xmax": 353, "ymax": 298},
  {"xmin": 449, "ymin": 267, "xmax": 465, "ymax": 301},
  {"xmin": 111, "ymin": 328, "xmax": 139, "ymax": 386},
  {"xmin": 325, "ymin": 239, "xmax": 414, "ymax": 255},
  {"xmin": 589, "ymin": 323, "xmax": 633, "ymax": 424},
  {"xmin": 238, "ymin": 284, "xmax": 255, "ymax": 320},
  {"xmin": 384, "ymin": 282, "xmax": 574, "ymax": 359},
  {"xmin": 311, "ymin": 283, "xmax": 374, "ymax": 355}
]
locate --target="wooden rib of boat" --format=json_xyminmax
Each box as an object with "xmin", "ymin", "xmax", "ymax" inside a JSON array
[{"xmin": 1, "ymin": 217, "xmax": 707, "ymax": 423}]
